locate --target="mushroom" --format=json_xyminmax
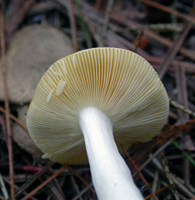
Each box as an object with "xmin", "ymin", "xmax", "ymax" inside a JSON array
[{"xmin": 26, "ymin": 48, "xmax": 169, "ymax": 200}]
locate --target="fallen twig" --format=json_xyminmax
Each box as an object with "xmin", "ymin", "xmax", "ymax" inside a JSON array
[
  {"xmin": 0, "ymin": 6, "xmax": 15, "ymax": 200},
  {"xmin": 170, "ymin": 99, "xmax": 195, "ymax": 118},
  {"xmin": 67, "ymin": 165, "xmax": 95, "ymax": 193},
  {"xmin": 152, "ymin": 157, "xmax": 195, "ymax": 198},
  {"xmin": 138, "ymin": 0, "xmax": 195, "ymax": 25},
  {"xmin": 70, "ymin": 175, "xmax": 83, "ymax": 200},
  {"xmin": 157, "ymin": 7, "xmax": 195, "ymax": 79},
  {"xmin": 123, "ymin": 149, "xmax": 158, "ymax": 200},
  {"xmin": 68, "ymin": 0, "xmax": 78, "ymax": 52},
  {"xmin": 172, "ymin": 141, "xmax": 195, "ymax": 166},
  {"xmin": 21, "ymin": 165, "xmax": 67, "ymax": 200},
  {"xmin": 0, "ymin": 106, "xmax": 27, "ymax": 131},
  {"xmin": 72, "ymin": 183, "xmax": 93, "ymax": 200},
  {"xmin": 80, "ymin": 0, "xmax": 195, "ymax": 60},
  {"xmin": 3, "ymin": 177, "xmax": 37, "ymax": 200},
  {"xmin": 161, "ymin": 152, "xmax": 180, "ymax": 200},
  {"xmin": 6, "ymin": 0, "xmax": 35, "ymax": 41},
  {"xmin": 0, "ymin": 173, "xmax": 8, "ymax": 199},
  {"xmin": 102, "ymin": 0, "xmax": 114, "ymax": 45},
  {"xmin": 110, "ymin": 14, "xmax": 195, "ymax": 61},
  {"xmin": 15, "ymin": 161, "xmax": 54, "ymax": 198},
  {"xmin": 145, "ymin": 185, "xmax": 172, "ymax": 200}
]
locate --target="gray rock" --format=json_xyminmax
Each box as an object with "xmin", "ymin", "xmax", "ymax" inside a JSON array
[
  {"xmin": 0, "ymin": 24, "xmax": 74, "ymax": 104},
  {"xmin": 12, "ymin": 105, "xmax": 43, "ymax": 160}
]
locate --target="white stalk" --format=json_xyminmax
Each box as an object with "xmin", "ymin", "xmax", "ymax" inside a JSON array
[{"xmin": 79, "ymin": 107, "xmax": 144, "ymax": 200}]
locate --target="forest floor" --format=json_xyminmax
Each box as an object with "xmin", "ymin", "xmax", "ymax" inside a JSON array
[{"xmin": 0, "ymin": 0, "xmax": 195, "ymax": 199}]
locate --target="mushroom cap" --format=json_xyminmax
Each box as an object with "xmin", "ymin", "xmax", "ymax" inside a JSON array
[
  {"xmin": 0, "ymin": 24, "xmax": 74, "ymax": 104},
  {"xmin": 26, "ymin": 48, "xmax": 169, "ymax": 164}
]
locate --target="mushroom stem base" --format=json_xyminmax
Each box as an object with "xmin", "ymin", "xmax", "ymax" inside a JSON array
[{"xmin": 79, "ymin": 107, "xmax": 143, "ymax": 200}]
